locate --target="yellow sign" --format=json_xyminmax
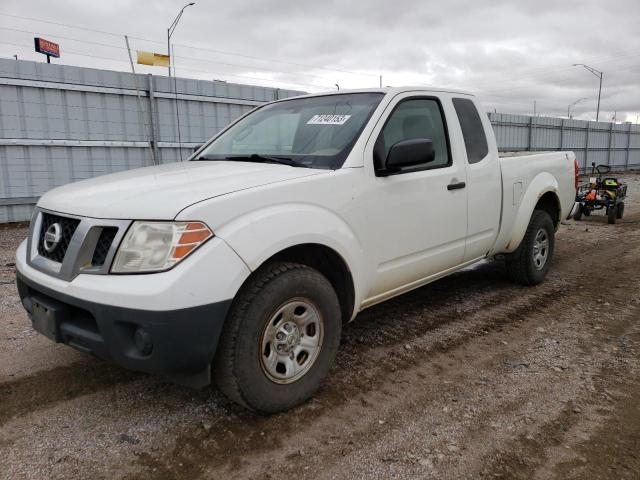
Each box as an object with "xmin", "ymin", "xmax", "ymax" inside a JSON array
[{"xmin": 136, "ymin": 51, "xmax": 170, "ymax": 67}]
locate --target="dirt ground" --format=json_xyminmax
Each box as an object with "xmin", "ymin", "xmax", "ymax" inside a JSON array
[{"xmin": 1, "ymin": 174, "xmax": 640, "ymax": 480}]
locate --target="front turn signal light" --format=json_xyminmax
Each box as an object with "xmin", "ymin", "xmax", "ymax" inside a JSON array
[{"xmin": 171, "ymin": 222, "xmax": 213, "ymax": 261}]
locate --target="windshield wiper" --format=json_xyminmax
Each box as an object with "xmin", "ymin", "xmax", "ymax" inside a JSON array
[
  {"xmin": 223, "ymin": 154, "xmax": 310, "ymax": 168},
  {"xmin": 194, "ymin": 153, "xmax": 311, "ymax": 168}
]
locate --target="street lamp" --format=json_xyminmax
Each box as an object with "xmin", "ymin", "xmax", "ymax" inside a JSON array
[
  {"xmin": 573, "ymin": 63, "xmax": 603, "ymax": 122},
  {"xmin": 567, "ymin": 97, "xmax": 588, "ymax": 119},
  {"xmin": 168, "ymin": 2, "xmax": 196, "ymax": 77}
]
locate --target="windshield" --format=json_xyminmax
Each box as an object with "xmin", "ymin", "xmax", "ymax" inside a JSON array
[{"xmin": 195, "ymin": 93, "xmax": 384, "ymax": 169}]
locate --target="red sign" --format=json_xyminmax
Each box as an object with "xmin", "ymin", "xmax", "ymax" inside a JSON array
[{"xmin": 34, "ymin": 37, "xmax": 60, "ymax": 58}]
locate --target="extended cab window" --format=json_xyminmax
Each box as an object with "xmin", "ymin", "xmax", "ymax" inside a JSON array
[
  {"xmin": 374, "ymin": 98, "xmax": 450, "ymax": 172},
  {"xmin": 452, "ymin": 98, "xmax": 489, "ymax": 164}
]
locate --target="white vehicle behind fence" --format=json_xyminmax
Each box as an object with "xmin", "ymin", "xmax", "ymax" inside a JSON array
[{"xmin": 16, "ymin": 87, "xmax": 578, "ymax": 413}]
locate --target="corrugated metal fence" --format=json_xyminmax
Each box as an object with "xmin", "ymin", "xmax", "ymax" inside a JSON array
[
  {"xmin": 1, "ymin": 58, "xmax": 639, "ymax": 222},
  {"xmin": 0, "ymin": 59, "xmax": 302, "ymax": 222},
  {"xmin": 489, "ymin": 112, "xmax": 640, "ymax": 172}
]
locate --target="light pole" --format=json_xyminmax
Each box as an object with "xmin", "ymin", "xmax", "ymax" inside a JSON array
[
  {"xmin": 167, "ymin": 2, "xmax": 195, "ymax": 77},
  {"xmin": 573, "ymin": 63, "xmax": 603, "ymax": 121},
  {"xmin": 567, "ymin": 97, "xmax": 588, "ymax": 119}
]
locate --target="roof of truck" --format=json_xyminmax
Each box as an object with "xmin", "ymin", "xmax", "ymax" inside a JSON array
[{"xmin": 280, "ymin": 86, "xmax": 475, "ymax": 101}]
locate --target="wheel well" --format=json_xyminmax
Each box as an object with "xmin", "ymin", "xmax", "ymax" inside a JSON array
[
  {"xmin": 268, "ymin": 244, "xmax": 355, "ymax": 323},
  {"xmin": 535, "ymin": 192, "xmax": 560, "ymax": 229}
]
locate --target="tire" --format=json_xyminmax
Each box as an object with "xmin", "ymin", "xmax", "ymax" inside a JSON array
[
  {"xmin": 573, "ymin": 205, "xmax": 583, "ymax": 221},
  {"xmin": 617, "ymin": 202, "xmax": 624, "ymax": 219},
  {"xmin": 608, "ymin": 205, "xmax": 617, "ymax": 224},
  {"xmin": 213, "ymin": 262, "xmax": 342, "ymax": 414},
  {"xmin": 505, "ymin": 210, "xmax": 555, "ymax": 286}
]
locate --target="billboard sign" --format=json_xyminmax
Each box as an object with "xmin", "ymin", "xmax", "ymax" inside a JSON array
[{"xmin": 34, "ymin": 37, "xmax": 60, "ymax": 58}]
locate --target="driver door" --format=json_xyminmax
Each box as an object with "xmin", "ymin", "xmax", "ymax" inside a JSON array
[{"xmin": 364, "ymin": 96, "xmax": 468, "ymax": 300}]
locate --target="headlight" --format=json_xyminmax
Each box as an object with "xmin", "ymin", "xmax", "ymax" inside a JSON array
[{"xmin": 112, "ymin": 221, "xmax": 213, "ymax": 273}]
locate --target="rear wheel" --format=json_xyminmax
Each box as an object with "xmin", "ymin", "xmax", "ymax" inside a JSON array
[
  {"xmin": 617, "ymin": 202, "xmax": 625, "ymax": 219},
  {"xmin": 214, "ymin": 262, "xmax": 342, "ymax": 414},
  {"xmin": 573, "ymin": 204, "xmax": 583, "ymax": 221},
  {"xmin": 506, "ymin": 210, "xmax": 555, "ymax": 286},
  {"xmin": 608, "ymin": 205, "xmax": 617, "ymax": 224}
]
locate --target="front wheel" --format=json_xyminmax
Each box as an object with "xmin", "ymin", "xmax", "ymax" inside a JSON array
[
  {"xmin": 213, "ymin": 262, "xmax": 342, "ymax": 414},
  {"xmin": 608, "ymin": 205, "xmax": 617, "ymax": 224},
  {"xmin": 505, "ymin": 210, "xmax": 555, "ymax": 286},
  {"xmin": 616, "ymin": 202, "xmax": 625, "ymax": 219}
]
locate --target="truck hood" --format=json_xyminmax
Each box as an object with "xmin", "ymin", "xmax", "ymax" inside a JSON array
[{"xmin": 38, "ymin": 161, "xmax": 325, "ymax": 219}]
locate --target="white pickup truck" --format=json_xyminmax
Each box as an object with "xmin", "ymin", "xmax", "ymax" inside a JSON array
[{"xmin": 16, "ymin": 87, "xmax": 578, "ymax": 413}]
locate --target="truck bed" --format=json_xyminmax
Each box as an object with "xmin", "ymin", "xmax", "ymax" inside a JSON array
[{"xmin": 492, "ymin": 151, "xmax": 577, "ymax": 254}]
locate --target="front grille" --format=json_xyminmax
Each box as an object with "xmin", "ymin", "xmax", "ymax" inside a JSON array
[
  {"xmin": 38, "ymin": 213, "xmax": 81, "ymax": 263},
  {"xmin": 29, "ymin": 209, "xmax": 129, "ymax": 280},
  {"xmin": 91, "ymin": 227, "xmax": 118, "ymax": 267}
]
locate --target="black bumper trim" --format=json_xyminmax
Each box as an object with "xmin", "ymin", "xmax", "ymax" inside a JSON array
[{"xmin": 16, "ymin": 271, "xmax": 232, "ymax": 387}]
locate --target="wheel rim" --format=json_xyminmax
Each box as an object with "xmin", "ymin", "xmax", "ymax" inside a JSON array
[
  {"xmin": 259, "ymin": 298, "xmax": 324, "ymax": 384},
  {"xmin": 532, "ymin": 228, "xmax": 549, "ymax": 270}
]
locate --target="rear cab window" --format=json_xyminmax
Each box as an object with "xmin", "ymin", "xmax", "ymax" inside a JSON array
[{"xmin": 452, "ymin": 98, "xmax": 489, "ymax": 164}]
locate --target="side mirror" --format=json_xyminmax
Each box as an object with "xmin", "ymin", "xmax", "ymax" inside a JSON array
[
  {"xmin": 193, "ymin": 144, "xmax": 204, "ymax": 153},
  {"xmin": 385, "ymin": 138, "xmax": 435, "ymax": 172}
]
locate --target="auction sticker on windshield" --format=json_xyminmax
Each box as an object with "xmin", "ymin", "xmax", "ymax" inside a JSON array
[{"xmin": 307, "ymin": 114, "xmax": 351, "ymax": 125}]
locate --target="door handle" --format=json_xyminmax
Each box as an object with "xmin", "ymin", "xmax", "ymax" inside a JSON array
[{"xmin": 447, "ymin": 181, "xmax": 466, "ymax": 191}]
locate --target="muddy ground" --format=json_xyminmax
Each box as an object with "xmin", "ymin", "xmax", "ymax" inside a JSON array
[{"xmin": 1, "ymin": 174, "xmax": 639, "ymax": 480}]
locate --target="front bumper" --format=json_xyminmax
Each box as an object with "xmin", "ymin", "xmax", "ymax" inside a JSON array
[
  {"xmin": 17, "ymin": 271, "xmax": 232, "ymax": 387},
  {"xmin": 15, "ymin": 209, "xmax": 251, "ymax": 387}
]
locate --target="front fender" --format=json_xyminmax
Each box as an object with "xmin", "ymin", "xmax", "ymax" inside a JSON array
[
  {"xmin": 503, "ymin": 172, "xmax": 559, "ymax": 253},
  {"xmin": 213, "ymin": 203, "xmax": 366, "ymax": 305}
]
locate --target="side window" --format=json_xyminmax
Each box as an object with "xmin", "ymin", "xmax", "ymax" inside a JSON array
[
  {"xmin": 452, "ymin": 98, "xmax": 489, "ymax": 164},
  {"xmin": 375, "ymin": 98, "xmax": 451, "ymax": 172}
]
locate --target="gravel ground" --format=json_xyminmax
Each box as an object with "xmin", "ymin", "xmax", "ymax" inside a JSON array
[{"xmin": 1, "ymin": 174, "xmax": 640, "ymax": 479}]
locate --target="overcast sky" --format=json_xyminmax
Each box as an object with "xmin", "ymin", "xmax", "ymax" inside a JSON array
[{"xmin": 1, "ymin": 0, "xmax": 639, "ymax": 122}]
